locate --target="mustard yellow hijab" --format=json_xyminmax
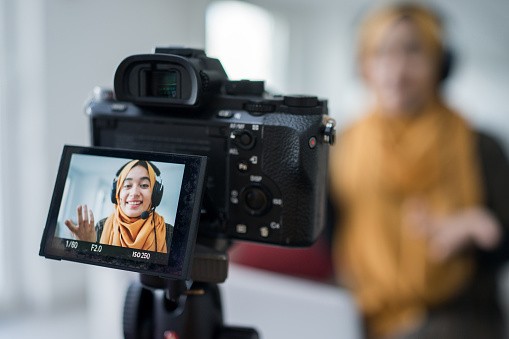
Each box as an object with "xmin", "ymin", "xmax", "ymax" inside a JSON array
[
  {"xmin": 329, "ymin": 4, "xmax": 483, "ymax": 337},
  {"xmin": 100, "ymin": 160, "xmax": 168, "ymax": 253}
]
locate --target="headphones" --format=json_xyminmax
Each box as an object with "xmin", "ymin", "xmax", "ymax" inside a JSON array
[
  {"xmin": 440, "ymin": 47, "xmax": 454, "ymax": 83},
  {"xmin": 110, "ymin": 160, "xmax": 164, "ymax": 208}
]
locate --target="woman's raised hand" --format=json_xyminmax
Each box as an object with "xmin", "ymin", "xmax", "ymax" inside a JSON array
[{"xmin": 64, "ymin": 204, "xmax": 97, "ymax": 242}]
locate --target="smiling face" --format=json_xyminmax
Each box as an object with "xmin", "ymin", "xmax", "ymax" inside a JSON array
[{"xmin": 118, "ymin": 165, "xmax": 153, "ymax": 218}]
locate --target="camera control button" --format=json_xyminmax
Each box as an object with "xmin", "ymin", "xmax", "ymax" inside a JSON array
[
  {"xmin": 243, "ymin": 186, "xmax": 270, "ymax": 215},
  {"xmin": 260, "ymin": 227, "xmax": 269, "ymax": 238},
  {"xmin": 239, "ymin": 133, "xmax": 252, "ymax": 146},
  {"xmin": 217, "ymin": 110, "xmax": 234, "ymax": 118},
  {"xmin": 232, "ymin": 130, "xmax": 256, "ymax": 150},
  {"xmin": 111, "ymin": 103, "xmax": 127, "ymax": 112},
  {"xmin": 246, "ymin": 188, "xmax": 267, "ymax": 210},
  {"xmin": 238, "ymin": 161, "xmax": 249, "ymax": 172},
  {"xmin": 236, "ymin": 224, "xmax": 248, "ymax": 234}
]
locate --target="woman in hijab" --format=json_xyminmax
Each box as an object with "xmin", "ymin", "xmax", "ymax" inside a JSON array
[
  {"xmin": 65, "ymin": 160, "xmax": 168, "ymax": 253},
  {"xmin": 329, "ymin": 3, "xmax": 509, "ymax": 338}
]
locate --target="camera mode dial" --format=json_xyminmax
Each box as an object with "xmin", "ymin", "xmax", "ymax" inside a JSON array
[{"xmin": 243, "ymin": 102, "xmax": 275, "ymax": 115}]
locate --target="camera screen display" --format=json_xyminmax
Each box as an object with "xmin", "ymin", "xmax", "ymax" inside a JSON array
[{"xmin": 40, "ymin": 145, "xmax": 207, "ymax": 279}]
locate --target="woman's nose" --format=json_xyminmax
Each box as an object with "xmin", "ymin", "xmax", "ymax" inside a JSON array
[{"xmin": 129, "ymin": 185, "xmax": 141, "ymax": 196}]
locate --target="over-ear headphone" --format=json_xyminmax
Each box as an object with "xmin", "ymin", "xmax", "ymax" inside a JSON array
[
  {"xmin": 440, "ymin": 46, "xmax": 454, "ymax": 83},
  {"xmin": 110, "ymin": 160, "xmax": 164, "ymax": 208}
]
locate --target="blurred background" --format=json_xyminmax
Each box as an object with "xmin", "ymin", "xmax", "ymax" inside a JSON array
[{"xmin": 0, "ymin": 0, "xmax": 508, "ymax": 338}]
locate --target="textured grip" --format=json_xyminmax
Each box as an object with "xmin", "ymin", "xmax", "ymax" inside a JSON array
[{"xmin": 262, "ymin": 114, "xmax": 328, "ymax": 246}]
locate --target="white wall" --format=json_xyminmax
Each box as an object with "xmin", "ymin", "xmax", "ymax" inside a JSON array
[
  {"xmin": 249, "ymin": 0, "xmax": 509, "ymax": 150},
  {"xmin": 1, "ymin": 0, "xmax": 211, "ymax": 326},
  {"xmin": 2, "ymin": 0, "xmax": 213, "ymax": 336}
]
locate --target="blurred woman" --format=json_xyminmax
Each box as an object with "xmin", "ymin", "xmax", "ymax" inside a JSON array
[{"xmin": 329, "ymin": 3, "xmax": 509, "ymax": 338}]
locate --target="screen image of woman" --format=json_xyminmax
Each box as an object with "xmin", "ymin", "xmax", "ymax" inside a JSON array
[{"xmin": 64, "ymin": 159, "xmax": 170, "ymax": 253}]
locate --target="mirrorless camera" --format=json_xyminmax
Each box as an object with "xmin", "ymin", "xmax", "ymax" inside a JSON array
[
  {"xmin": 87, "ymin": 47, "xmax": 335, "ymax": 248},
  {"xmin": 40, "ymin": 47, "xmax": 335, "ymax": 338}
]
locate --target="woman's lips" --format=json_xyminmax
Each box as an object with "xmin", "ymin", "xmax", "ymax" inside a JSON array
[{"xmin": 126, "ymin": 201, "xmax": 142, "ymax": 209}]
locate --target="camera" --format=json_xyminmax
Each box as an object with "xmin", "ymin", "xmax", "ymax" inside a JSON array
[
  {"xmin": 40, "ymin": 47, "xmax": 335, "ymax": 338},
  {"xmin": 87, "ymin": 47, "xmax": 335, "ymax": 248}
]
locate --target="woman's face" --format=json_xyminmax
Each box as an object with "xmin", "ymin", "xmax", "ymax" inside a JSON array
[
  {"xmin": 118, "ymin": 165, "xmax": 153, "ymax": 218},
  {"xmin": 363, "ymin": 19, "xmax": 439, "ymax": 115}
]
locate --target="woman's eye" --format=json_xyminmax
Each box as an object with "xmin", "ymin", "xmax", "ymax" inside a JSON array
[
  {"xmin": 140, "ymin": 184, "xmax": 150, "ymax": 189},
  {"xmin": 123, "ymin": 184, "xmax": 132, "ymax": 189}
]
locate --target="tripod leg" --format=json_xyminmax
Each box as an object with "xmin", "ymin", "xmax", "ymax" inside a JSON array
[{"xmin": 123, "ymin": 280, "xmax": 154, "ymax": 339}]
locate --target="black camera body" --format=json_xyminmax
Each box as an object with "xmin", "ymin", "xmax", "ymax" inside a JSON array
[{"xmin": 87, "ymin": 47, "xmax": 334, "ymax": 247}]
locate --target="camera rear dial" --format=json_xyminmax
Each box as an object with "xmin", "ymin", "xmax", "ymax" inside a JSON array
[{"xmin": 241, "ymin": 185, "xmax": 272, "ymax": 216}]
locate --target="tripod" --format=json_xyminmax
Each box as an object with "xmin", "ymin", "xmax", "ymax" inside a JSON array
[{"xmin": 122, "ymin": 246, "xmax": 259, "ymax": 339}]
